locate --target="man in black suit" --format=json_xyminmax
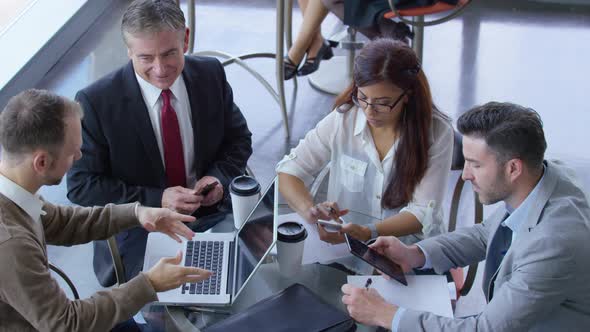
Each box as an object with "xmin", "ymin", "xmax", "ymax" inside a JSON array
[{"xmin": 67, "ymin": 0, "xmax": 252, "ymax": 288}]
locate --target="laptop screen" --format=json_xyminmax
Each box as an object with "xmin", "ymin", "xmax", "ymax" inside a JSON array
[{"xmin": 232, "ymin": 180, "xmax": 276, "ymax": 298}]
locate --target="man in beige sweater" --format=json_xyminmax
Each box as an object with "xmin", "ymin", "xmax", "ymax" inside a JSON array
[{"xmin": 0, "ymin": 89, "xmax": 212, "ymax": 331}]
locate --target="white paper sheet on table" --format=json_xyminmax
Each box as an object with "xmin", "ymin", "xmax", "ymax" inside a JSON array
[
  {"xmin": 277, "ymin": 213, "xmax": 351, "ymax": 264},
  {"xmin": 347, "ymin": 275, "xmax": 453, "ymax": 318}
]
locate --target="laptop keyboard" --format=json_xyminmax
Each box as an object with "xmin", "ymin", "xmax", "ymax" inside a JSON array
[{"xmin": 182, "ymin": 240, "xmax": 224, "ymax": 295}]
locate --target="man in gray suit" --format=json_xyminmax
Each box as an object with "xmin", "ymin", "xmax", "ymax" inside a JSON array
[{"xmin": 341, "ymin": 102, "xmax": 590, "ymax": 331}]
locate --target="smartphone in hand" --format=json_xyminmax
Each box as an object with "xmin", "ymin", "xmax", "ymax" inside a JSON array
[
  {"xmin": 317, "ymin": 220, "xmax": 343, "ymax": 232},
  {"xmin": 317, "ymin": 219, "xmax": 343, "ymax": 232},
  {"xmin": 198, "ymin": 182, "xmax": 218, "ymax": 196}
]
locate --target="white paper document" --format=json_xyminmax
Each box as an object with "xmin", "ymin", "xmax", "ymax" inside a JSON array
[
  {"xmin": 277, "ymin": 213, "xmax": 351, "ymax": 264},
  {"xmin": 347, "ymin": 275, "xmax": 453, "ymax": 318}
]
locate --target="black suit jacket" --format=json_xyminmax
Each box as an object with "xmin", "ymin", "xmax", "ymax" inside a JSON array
[{"xmin": 66, "ymin": 56, "xmax": 252, "ymax": 286}]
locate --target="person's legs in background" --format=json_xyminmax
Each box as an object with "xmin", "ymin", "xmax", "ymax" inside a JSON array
[
  {"xmin": 323, "ymin": 0, "xmax": 412, "ymax": 43},
  {"xmin": 293, "ymin": 0, "xmax": 330, "ymax": 64},
  {"xmin": 284, "ymin": 0, "xmax": 413, "ymax": 79},
  {"xmin": 284, "ymin": 0, "xmax": 331, "ymax": 79},
  {"xmin": 111, "ymin": 319, "xmax": 143, "ymax": 332},
  {"xmin": 322, "ymin": 0, "xmax": 379, "ymax": 39}
]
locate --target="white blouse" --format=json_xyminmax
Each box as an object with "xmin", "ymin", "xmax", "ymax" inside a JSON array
[{"xmin": 276, "ymin": 105, "xmax": 453, "ymax": 245}]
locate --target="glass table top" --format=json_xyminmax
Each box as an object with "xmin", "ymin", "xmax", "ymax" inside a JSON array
[{"xmin": 143, "ymin": 197, "xmax": 378, "ymax": 331}]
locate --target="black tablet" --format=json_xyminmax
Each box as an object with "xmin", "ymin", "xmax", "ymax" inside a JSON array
[{"xmin": 345, "ymin": 234, "xmax": 407, "ymax": 286}]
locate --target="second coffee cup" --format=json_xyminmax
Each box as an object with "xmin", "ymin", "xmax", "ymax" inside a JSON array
[
  {"xmin": 230, "ymin": 175, "xmax": 261, "ymax": 229},
  {"xmin": 276, "ymin": 221, "xmax": 307, "ymax": 277}
]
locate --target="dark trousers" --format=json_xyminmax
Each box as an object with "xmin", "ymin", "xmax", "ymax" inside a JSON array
[{"xmin": 111, "ymin": 319, "xmax": 142, "ymax": 332}]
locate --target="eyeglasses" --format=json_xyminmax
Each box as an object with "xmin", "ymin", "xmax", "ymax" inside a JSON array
[{"xmin": 352, "ymin": 90, "xmax": 407, "ymax": 113}]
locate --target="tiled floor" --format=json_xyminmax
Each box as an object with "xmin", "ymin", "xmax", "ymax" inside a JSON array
[{"xmin": 35, "ymin": 0, "xmax": 590, "ymax": 324}]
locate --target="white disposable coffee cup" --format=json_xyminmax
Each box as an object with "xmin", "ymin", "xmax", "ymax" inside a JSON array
[
  {"xmin": 277, "ymin": 221, "xmax": 307, "ymax": 277},
  {"xmin": 230, "ymin": 175, "xmax": 261, "ymax": 229}
]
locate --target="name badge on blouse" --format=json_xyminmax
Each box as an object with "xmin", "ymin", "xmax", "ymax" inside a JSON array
[{"xmin": 341, "ymin": 155, "xmax": 368, "ymax": 177}]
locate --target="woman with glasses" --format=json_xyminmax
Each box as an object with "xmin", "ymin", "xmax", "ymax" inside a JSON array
[{"xmin": 276, "ymin": 39, "xmax": 453, "ymax": 270}]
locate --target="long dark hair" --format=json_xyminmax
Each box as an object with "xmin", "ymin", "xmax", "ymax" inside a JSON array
[{"xmin": 334, "ymin": 38, "xmax": 446, "ymax": 209}]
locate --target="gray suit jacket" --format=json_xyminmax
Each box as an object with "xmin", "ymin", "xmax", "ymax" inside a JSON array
[{"xmin": 400, "ymin": 160, "xmax": 590, "ymax": 331}]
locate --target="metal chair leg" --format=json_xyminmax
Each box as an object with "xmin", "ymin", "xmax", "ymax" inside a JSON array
[
  {"xmin": 346, "ymin": 27, "xmax": 356, "ymax": 80},
  {"xmin": 448, "ymin": 176, "xmax": 465, "ymax": 233},
  {"xmin": 107, "ymin": 236, "xmax": 127, "ymax": 286},
  {"xmin": 187, "ymin": 0, "xmax": 195, "ymax": 54},
  {"xmin": 285, "ymin": 0, "xmax": 298, "ymax": 92},
  {"xmin": 285, "ymin": 0, "xmax": 294, "ymax": 50},
  {"xmin": 49, "ymin": 262, "xmax": 80, "ymax": 299},
  {"xmin": 276, "ymin": 0, "xmax": 290, "ymax": 138},
  {"xmin": 448, "ymin": 174, "xmax": 484, "ymax": 297},
  {"xmin": 412, "ymin": 16, "xmax": 425, "ymax": 61},
  {"xmin": 459, "ymin": 191, "xmax": 484, "ymax": 296}
]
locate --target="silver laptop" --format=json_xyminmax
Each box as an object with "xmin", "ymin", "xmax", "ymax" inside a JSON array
[{"xmin": 143, "ymin": 179, "xmax": 277, "ymax": 306}]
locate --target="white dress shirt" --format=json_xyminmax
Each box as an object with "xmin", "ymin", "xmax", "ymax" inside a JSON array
[
  {"xmin": 503, "ymin": 165, "xmax": 545, "ymax": 241},
  {"xmin": 0, "ymin": 174, "xmax": 46, "ymax": 241},
  {"xmin": 135, "ymin": 73, "xmax": 196, "ymax": 188},
  {"xmin": 0, "ymin": 174, "xmax": 45, "ymax": 223},
  {"xmin": 277, "ymin": 105, "xmax": 453, "ymax": 245}
]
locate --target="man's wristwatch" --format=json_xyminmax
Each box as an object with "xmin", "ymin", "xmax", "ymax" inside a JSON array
[{"xmin": 367, "ymin": 223, "xmax": 379, "ymax": 239}]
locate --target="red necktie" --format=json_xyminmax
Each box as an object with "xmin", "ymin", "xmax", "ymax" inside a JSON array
[{"xmin": 160, "ymin": 89, "xmax": 186, "ymax": 187}]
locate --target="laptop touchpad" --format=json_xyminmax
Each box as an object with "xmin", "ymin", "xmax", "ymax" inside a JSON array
[{"xmin": 144, "ymin": 233, "xmax": 184, "ymax": 270}]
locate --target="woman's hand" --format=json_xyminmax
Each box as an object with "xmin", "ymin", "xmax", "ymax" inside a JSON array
[
  {"xmin": 317, "ymin": 223, "xmax": 346, "ymax": 244},
  {"xmin": 341, "ymin": 223, "xmax": 371, "ymax": 242},
  {"xmin": 304, "ymin": 201, "xmax": 349, "ymax": 224}
]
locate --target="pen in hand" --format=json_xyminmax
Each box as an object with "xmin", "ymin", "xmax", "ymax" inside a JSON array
[
  {"xmin": 328, "ymin": 206, "xmax": 337, "ymax": 219},
  {"xmin": 364, "ymin": 277, "xmax": 372, "ymax": 290}
]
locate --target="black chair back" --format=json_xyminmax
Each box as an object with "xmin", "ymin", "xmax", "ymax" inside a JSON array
[{"xmin": 451, "ymin": 130, "xmax": 464, "ymax": 171}]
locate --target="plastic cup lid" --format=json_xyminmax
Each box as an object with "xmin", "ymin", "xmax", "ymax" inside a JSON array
[
  {"xmin": 230, "ymin": 175, "xmax": 260, "ymax": 196},
  {"xmin": 277, "ymin": 222, "xmax": 307, "ymax": 243}
]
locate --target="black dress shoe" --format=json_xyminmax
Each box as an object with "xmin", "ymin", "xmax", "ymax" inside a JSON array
[
  {"xmin": 321, "ymin": 42, "xmax": 334, "ymax": 60},
  {"xmin": 297, "ymin": 41, "xmax": 333, "ymax": 76},
  {"xmin": 378, "ymin": 19, "xmax": 414, "ymax": 45},
  {"xmin": 283, "ymin": 56, "xmax": 299, "ymax": 80}
]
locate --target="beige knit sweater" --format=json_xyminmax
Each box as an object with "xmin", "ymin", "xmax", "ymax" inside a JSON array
[{"xmin": 0, "ymin": 195, "xmax": 157, "ymax": 332}]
